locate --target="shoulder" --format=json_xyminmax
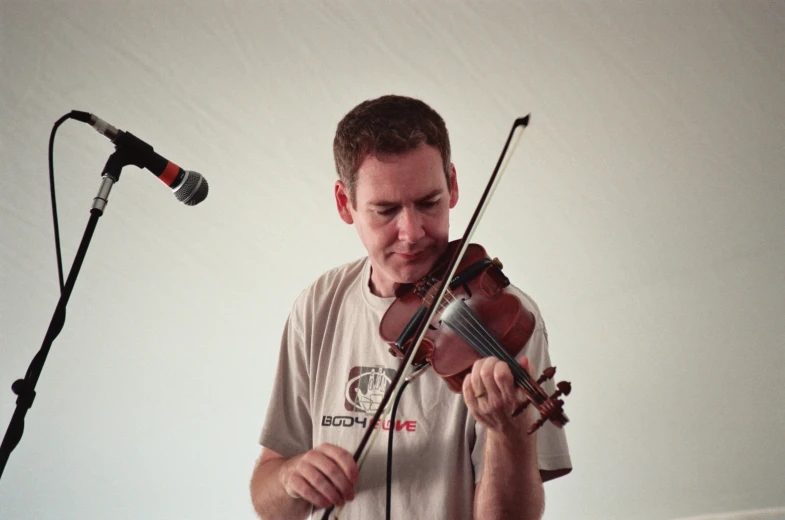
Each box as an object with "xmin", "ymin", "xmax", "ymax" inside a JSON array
[
  {"xmin": 297, "ymin": 256, "xmax": 367, "ymax": 302},
  {"xmin": 289, "ymin": 256, "xmax": 368, "ymax": 319}
]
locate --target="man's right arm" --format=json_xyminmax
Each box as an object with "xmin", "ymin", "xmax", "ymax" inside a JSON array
[
  {"xmin": 251, "ymin": 448, "xmax": 312, "ymax": 519},
  {"xmin": 250, "ymin": 445, "xmax": 359, "ymax": 520}
]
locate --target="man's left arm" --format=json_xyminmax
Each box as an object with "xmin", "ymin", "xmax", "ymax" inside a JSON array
[{"xmin": 465, "ymin": 357, "xmax": 545, "ymax": 520}]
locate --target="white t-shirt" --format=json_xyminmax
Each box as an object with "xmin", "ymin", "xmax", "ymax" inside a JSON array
[{"xmin": 260, "ymin": 256, "xmax": 572, "ymax": 519}]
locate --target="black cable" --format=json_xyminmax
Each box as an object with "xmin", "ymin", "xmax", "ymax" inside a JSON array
[
  {"xmin": 31, "ymin": 111, "xmax": 94, "ymax": 383},
  {"xmin": 25, "ymin": 112, "xmax": 77, "ymax": 383},
  {"xmin": 48, "ymin": 114, "xmax": 72, "ymax": 294},
  {"xmin": 48, "ymin": 110, "xmax": 92, "ymax": 295},
  {"xmin": 385, "ymin": 378, "xmax": 410, "ymax": 520}
]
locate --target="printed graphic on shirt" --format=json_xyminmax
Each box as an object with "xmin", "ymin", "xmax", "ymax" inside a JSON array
[
  {"xmin": 321, "ymin": 414, "xmax": 417, "ymax": 432},
  {"xmin": 344, "ymin": 365, "xmax": 396, "ymax": 414}
]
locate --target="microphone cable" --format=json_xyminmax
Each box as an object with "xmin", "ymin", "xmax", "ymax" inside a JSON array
[
  {"xmin": 385, "ymin": 377, "xmax": 411, "ymax": 520},
  {"xmin": 47, "ymin": 110, "xmax": 95, "ymax": 294}
]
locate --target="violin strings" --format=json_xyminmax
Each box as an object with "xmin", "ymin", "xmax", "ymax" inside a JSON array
[
  {"xmin": 443, "ymin": 300, "xmax": 538, "ymax": 396},
  {"xmin": 426, "ymin": 291, "xmax": 502, "ymax": 360},
  {"xmin": 423, "ymin": 289, "xmax": 541, "ymax": 396},
  {"xmin": 449, "ymin": 301, "xmax": 542, "ymax": 399},
  {"xmin": 425, "ymin": 290, "xmax": 511, "ymax": 369}
]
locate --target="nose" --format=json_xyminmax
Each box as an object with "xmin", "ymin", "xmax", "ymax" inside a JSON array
[{"xmin": 398, "ymin": 207, "xmax": 426, "ymax": 243}]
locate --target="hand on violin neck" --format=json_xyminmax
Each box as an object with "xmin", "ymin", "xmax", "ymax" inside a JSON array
[{"xmin": 462, "ymin": 357, "xmax": 535, "ymax": 437}]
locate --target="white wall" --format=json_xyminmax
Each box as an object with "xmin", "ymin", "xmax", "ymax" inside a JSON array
[{"xmin": 1, "ymin": 1, "xmax": 783, "ymax": 519}]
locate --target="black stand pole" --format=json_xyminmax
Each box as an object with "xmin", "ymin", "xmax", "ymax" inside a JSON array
[{"xmin": 0, "ymin": 150, "xmax": 126, "ymax": 482}]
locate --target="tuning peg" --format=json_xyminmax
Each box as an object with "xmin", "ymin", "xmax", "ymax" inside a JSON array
[
  {"xmin": 528, "ymin": 415, "xmax": 548, "ymax": 435},
  {"xmin": 554, "ymin": 381, "xmax": 572, "ymax": 398},
  {"xmin": 536, "ymin": 366, "xmax": 556, "ymax": 385}
]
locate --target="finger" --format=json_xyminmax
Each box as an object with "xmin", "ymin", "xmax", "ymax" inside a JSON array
[
  {"xmin": 492, "ymin": 360, "xmax": 518, "ymax": 410},
  {"xmin": 319, "ymin": 443, "xmax": 360, "ymax": 487},
  {"xmin": 513, "ymin": 356, "xmax": 539, "ymax": 414},
  {"xmin": 287, "ymin": 470, "xmax": 335, "ymax": 509},
  {"xmin": 519, "ymin": 355, "xmax": 533, "ymax": 377},
  {"xmin": 515, "ymin": 356, "xmax": 536, "ymax": 403},
  {"xmin": 493, "ymin": 359, "xmax": 515, "ymax": 393},
  {"xmin": 300, "ymin": 457, "xmax": 346, "ymax": 506},
  {"xmin": 306, "ymin": 449, "xmax": 356, "ymax": 502},
  {"xmin": 318, "ymin": 442, "xmax": 360, "ymax": 498},
  {"xmin": 463, "ymin": 372, "xmax": 480, "ymax": 410},
  {"xmin": 470, "ymin": 359, "xmax": 487, "ymax": 398},
  {"xmin": 480, "ymin": 358, "xmax": 504, "ymax": 406}
]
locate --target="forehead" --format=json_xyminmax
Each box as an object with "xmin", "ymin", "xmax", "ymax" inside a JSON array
[{"xmin": 354, "ymin": 144, "xmax": 447, "ymax": 204}]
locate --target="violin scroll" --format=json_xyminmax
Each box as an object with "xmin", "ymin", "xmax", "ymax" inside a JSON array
[
  {"xmin": 511, "ymin": 365, "xmax": 571, "ymax": 433},
  {"xmin": 526, "ymin": 377, "xmax": 571, "ymax": 434}
]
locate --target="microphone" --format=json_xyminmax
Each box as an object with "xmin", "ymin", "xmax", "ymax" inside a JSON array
[{"xmin": 72, "ymin": 111, "xmax": 209, "ymax": 206}]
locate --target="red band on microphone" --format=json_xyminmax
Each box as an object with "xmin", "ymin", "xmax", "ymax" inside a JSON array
[
  {"xmin": 159, "ymin": 162, "xmax": 180, "ymax": 186},
  {"xmin": 158, "ymin": 161, "xmax": 180, "ymax": 186}
]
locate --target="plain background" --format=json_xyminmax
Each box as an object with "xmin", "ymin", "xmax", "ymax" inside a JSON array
[{"xmin": 1, "ymin": 1, "xmax": 783, "ymax": 519}]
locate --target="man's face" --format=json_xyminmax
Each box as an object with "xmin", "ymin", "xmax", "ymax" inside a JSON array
[{"xmin": 335, "ymin": 144, "xmax": 459, "ymax": 297}]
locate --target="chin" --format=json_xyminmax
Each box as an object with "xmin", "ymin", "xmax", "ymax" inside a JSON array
[
  {"xmin": 381, "ymin": 248, "xmax": 438, "ymax": 284},
  {"xmin": 397, "ymin": 272, "xmax": 421, "ymax": 285},
  {"xmin": 395, "ymin": 262, "xmax": 432, "ymax": 285}
]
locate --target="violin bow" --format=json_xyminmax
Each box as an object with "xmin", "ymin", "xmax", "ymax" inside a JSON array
[{"xmin": 323, "ymin": 115, "xmax": 530, "ymax": 519}]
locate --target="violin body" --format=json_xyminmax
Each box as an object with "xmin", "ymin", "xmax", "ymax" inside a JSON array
[
  {"xmin": 379, "ymin": 240, "xmax": 570, "ymax": 431},
  {"xmin": 380, "ymin": 241, "xmax": 536, "ymax": 393}
]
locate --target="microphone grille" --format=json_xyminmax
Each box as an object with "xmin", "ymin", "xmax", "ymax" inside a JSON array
[{"xmin": 174, "ymin": 171, "xmax": 209, "ymax": 206}]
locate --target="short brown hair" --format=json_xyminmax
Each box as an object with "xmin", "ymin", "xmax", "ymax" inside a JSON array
[{"xmin": 333, "ymin": 95, "xmax": 451, "ymax": 204}]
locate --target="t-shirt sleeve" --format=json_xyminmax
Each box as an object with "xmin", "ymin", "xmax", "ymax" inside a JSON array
[
  {"xmin": 471, "ymin": 286, "xmax": 573, "ymax": 483},
  {"xmin": 258, "ymin": 308, "xmax": 313, "ymax": 458}
]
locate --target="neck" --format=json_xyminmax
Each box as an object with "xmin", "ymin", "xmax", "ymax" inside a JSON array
[{"xmin": 368, "ymin": 266, "xmax": 397, "ymax": 298}]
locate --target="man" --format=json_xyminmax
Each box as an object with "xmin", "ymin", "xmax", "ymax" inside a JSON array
[{"xmin": 250, "ymin": 95, "xmax": 572, "ymax": 520}]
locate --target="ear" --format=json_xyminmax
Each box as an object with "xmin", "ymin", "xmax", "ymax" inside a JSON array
[
  {"xmin": 448, "ymin": 164, "xmax": 459, "ymax": 209},
  {"xmin": 335, "ymin": 180, "xmax": 354, "ymax": 224}
]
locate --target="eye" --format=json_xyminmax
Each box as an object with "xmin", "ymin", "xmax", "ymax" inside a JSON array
[
  {"xmin": 376, "ymin": 207, "xmax": 397, "ymax": 216},
  {"xmin": 418, "ymin": 200, "xmax": 440, "ymax": 210}
]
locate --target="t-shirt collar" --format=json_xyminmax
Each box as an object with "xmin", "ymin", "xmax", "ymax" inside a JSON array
[{"xmin": 361, "ymin": 257, "xmax": 396, "ymax": 314}]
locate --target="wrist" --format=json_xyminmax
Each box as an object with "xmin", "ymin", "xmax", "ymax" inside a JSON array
[
  {"xmin": 278, "ymin": 456, "xmax": 299, "ymax": 498},
  {"xmin": 491, "ymin": 405, "xmax": 535, "ymax": 440}
]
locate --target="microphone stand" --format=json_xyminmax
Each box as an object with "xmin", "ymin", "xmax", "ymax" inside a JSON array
[{"xmin": 0, "ymin": 147, "xmax": 136, "ymax": 482}]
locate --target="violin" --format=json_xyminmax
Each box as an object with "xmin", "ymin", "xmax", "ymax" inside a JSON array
[{"xmin": 379, "ymin": 239, "xmax": 570, "ymax": 433}]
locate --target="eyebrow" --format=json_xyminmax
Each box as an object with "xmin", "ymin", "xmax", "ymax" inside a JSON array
[{"xmin": 368, "ymin": 189, "xmax": 444, "ymax": 208}]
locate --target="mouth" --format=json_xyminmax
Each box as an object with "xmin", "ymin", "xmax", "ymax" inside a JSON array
[{"xmin": 394, "ymin": 250, "xmax": 425, "ymax": 262}]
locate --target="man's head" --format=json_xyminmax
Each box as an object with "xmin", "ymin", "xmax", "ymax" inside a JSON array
[
  {"xmin": 333, "ymin": 95, "xmax": 453, "ymax": 206},
  {"xmin": 333, "ymin": 95, "xmax": 459, "ymax": 297}
]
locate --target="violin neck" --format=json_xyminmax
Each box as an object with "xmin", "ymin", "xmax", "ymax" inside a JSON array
[{"xmin": 510, "ymin": 362, "xmax": 547, "ymax": 404}]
